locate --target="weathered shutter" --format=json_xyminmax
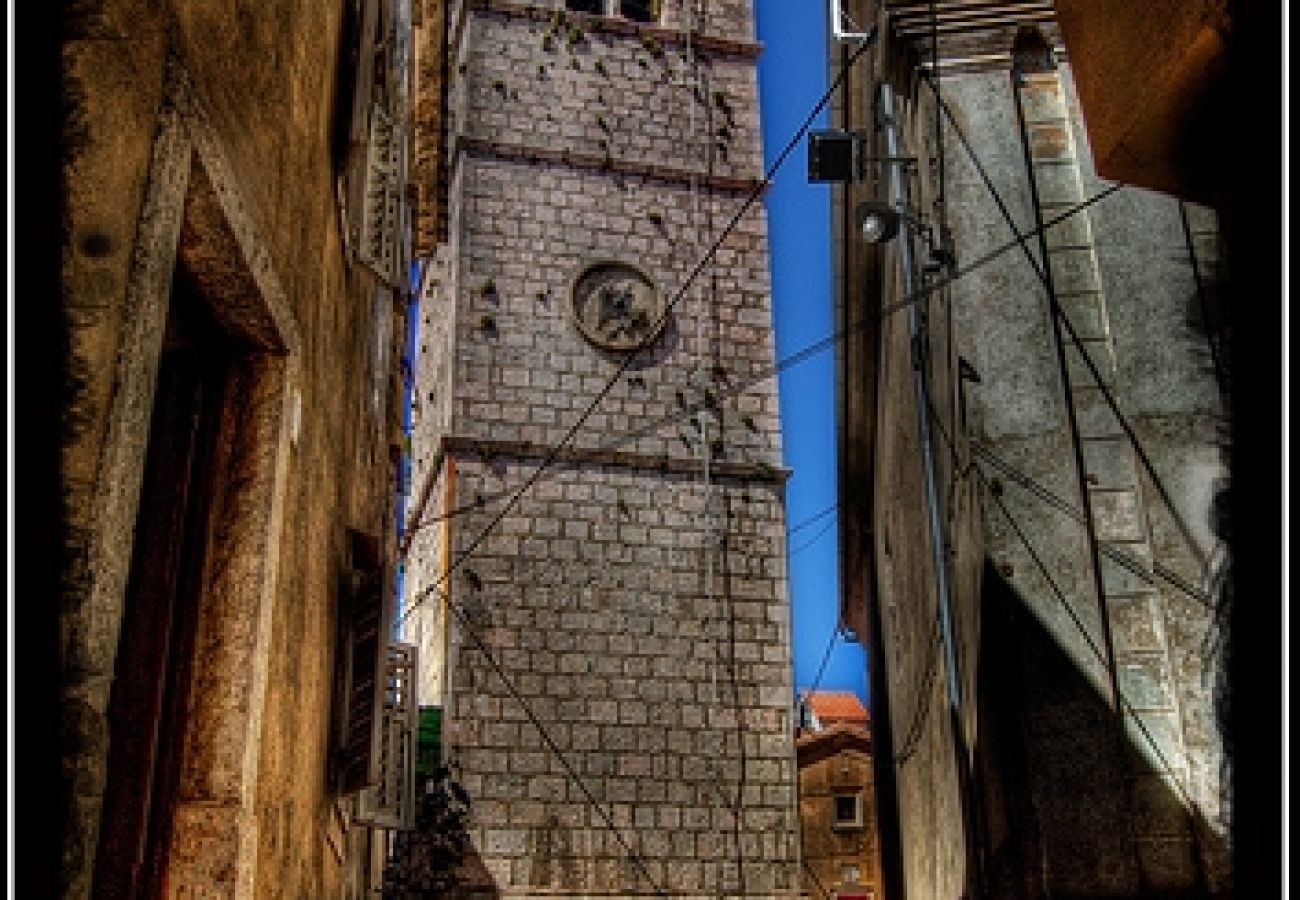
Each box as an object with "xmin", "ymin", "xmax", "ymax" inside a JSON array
[
  {"xmin": 336, "ymin": 530, "xmax": 393, "ymax": 794},
  {"xmin": 356, "ymin": 642, "xmax": 419, "ymax": 829},
  {"xmin": 358, "ymin": 103, "xmax": 404, "ymax": 287},
  {"xmin": 350, "ymin": 0, "xmax": 380, "ymax": 147}
]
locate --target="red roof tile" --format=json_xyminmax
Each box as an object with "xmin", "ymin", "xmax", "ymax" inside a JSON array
[{"xmin": 806, "ymin": 691, "xmax": 870, "ymax": 726}]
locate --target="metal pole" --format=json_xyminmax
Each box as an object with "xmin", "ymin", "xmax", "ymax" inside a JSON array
[
  {"xmin": 879, "ymin": 81, "xmax": 982, "ymax": 898},
  {"xmin": 879, "ymin": 83, "xmax": 964, "ymax": 737}
]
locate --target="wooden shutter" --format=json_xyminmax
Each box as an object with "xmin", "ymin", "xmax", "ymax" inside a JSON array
[
  {"xmin": 359, "ymin": 103, "xmax": 404, "ymax": 287},
  {"xmin": 336, "ymin": 530, "xmax": 393, "ymax": 794},
  {"xmin": 357, "ymin": 642, "xmax": 419, "ymax": 829}
]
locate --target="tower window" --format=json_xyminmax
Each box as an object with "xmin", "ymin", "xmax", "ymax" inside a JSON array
[
  {"xmin": 833, "ymin": 793, "xmax": 863, "ymax": 829},
  {"xmin": 620, "ymin": 0, "xmax": 660, "ymax": 22},
  {"xmin": 564, "ymin": 0, "xmax": 661, "ymax": 22}
]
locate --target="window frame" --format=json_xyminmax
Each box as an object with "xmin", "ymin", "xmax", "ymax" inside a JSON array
[
  {"xmin": 831, "ymin": 792, "xmax": 864, "ymax": 830},
  {"xmin": 563, "ymin": 0, "xmax": 662, "ymax": 24}
]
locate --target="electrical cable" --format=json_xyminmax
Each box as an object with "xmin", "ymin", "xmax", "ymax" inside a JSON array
[
  {"xmin": 923, "ymin": 392, "xmax": 1208, "ymax": 816},
  {"xmin": 802, "ymin": 857, "xmax": 834, "ymax": 900},
  {"xmin": 397, "ymin": 30, "xmax": 879, "ymax": 627},
  {"xmin": 925, "ymin": 75, "xmax": 1212, "ymax": 572},
  {"xmin": 968, "ymin": 441, "xmax": 1214, "ymax": 609},
  {"xmin": 398, "ymin": 176, "xmax": 1125, "ymax": 625},
  {"xmin": 891, "ymin": 612, "xmax": 943, "ymax": 766},
  {"xmin": 805, "ymin": 623, "xmax": 842, "ymax": 698},
  {"xmin": 788, "ymin": 515, "xmax": 836, "ymax": 558},
  {"xmin": 788, "ymin": 501, "xmax": 838, "ymax": 537},
  {"xmin": 398, "ymin": 178, "xmax": 1129, "ymax": 589},
  {"xmin": 433, "ymin": 582, "xmax": 670, "ymax": 897}
]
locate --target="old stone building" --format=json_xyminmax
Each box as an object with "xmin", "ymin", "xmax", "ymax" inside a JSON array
[
  {"xmin": 796, "ymin": 693, "xmax": 885, "ymax": 900},
  {"xmin": 56, "ymin": 0, "xmax": 417, "ymax": 896},
  {"xmin": 400, "ymin": 0, "xmax": 801, "ymax": 894},
  {"xmin": 830, "ymin": 2, "xmax": 1237, "ymax": 898}
]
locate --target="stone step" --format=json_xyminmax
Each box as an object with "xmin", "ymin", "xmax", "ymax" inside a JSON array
[{"xmin": 1088, "ymin": 487, "xmax": 1146, "ymax": 543}]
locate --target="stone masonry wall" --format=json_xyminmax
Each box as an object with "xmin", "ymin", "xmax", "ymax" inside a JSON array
[
  {"xmin": 405, "ymin": 0, "xmax": 801, "ymax": 894},
  {"xmin": 442, "ymin": 457, "xmax": 797, "ymax": 895},
  {"xmin": 946, "ymin": 63, "xmax": 1227, "ymax": 894},
  {"xmin": 60, "ymin": 1, "xmax": 405, "ymax": 896}
]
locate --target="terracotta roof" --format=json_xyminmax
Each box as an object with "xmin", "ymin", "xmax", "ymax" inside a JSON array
[{"xmin": 806, "ymin": 691, "xmax": 870, "ymax": 726}]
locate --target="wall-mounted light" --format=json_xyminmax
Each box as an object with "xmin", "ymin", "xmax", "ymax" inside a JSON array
[{"xmin": 855, "ymin": 200, "xmax": 900, "ymax": 244}]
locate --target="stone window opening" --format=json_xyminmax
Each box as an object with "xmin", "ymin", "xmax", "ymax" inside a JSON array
[
  {"xmin": 832, "ymin": 792, "xmax": 863, "ymax": 829},
  {"xmin": 564, "ymin": 0, "xmax": 661, "ymax": 23},
  {"xmin": 841, "ymin": 863, "xmax": 861, "ymax": 884}
]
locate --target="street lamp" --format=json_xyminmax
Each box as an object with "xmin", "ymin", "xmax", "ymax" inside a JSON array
[{"xmin": 855, "ymin": 200, "xmax": 900, "ymax": 244}]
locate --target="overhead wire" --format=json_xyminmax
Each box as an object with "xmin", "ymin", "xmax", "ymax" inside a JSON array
[
  {"xmin": 788, "ymin": 501, "xmax": 839, "ymax": 537},
  {"xmin": 788, "ymin": 515, "xmax": 837, "ymax": 557},
  {"xmin": 379, "ymin": 8, "xmax": 1217, "ymax": 894},
  {"xmin": 924, "ymin": 391, "xmax": 1210, "ymax": 819},
  {"xmin": 398, "ymin": 178, "xmax": 1130, "ymax": 588},
  {"xmin": 397, "ymin": 30, "xmax": 879, "ymax": 627},
  {"xmin": 398, "ymin": 175, "xmax": 1126, "ymax": 622},
  {"xmin": 924, "ymin": 74, "xmax": 1212, "ymax": 572},
  {"xmin": 390, "ymin": 13, "xmax": 882, "ymax": 896},
  {"xmin": 430, "ymin": 582, "xmax": 670, "ymax": 897},
  {"xmin": 805, "ymin": 622, "xmax": 842, "ymax": 698},
  {"xmin": 678, "ymin": 8, "xmax": 732, "ymax": 891},
  {"xmin": 969, "ymin": 441, "xmax": 1215, "ymax": 610}
]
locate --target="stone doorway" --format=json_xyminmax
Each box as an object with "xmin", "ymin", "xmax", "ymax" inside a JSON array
[
  {"xmin": 73, "ymin": 67, "xmax": 302, "ymax": 898},
  {"xmin": 93, "ymin": 264, "xmax": 237, "ymax": 899}
]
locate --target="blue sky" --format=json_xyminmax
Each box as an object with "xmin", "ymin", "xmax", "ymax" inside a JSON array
[{"xmin": 755, "ymin": 1, "xmax": 869, "ymax": 702}]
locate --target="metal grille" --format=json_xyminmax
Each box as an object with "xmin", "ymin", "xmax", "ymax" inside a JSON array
[
  {"xmin": 885, "ymin": 0, "xmax": 1064, "ymax": 73},
  {"xmin": 358, "ymin": 642, "xmax": 420, "ymax": 830}
]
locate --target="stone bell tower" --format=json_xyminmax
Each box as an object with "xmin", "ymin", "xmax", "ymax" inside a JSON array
[{"xmin": 405, "ymin": 0, "xmax": 800, "ymax": 894}]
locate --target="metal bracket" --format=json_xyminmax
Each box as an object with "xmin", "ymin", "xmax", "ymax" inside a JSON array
[{"xmin": 830, "ymin": 0, "xmax": 876, "ymax": 44}]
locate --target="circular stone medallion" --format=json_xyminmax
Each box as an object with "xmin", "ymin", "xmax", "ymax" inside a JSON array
[{"xmin": 567, "ymin": 261, "xmax": 666, "ymax": 352}]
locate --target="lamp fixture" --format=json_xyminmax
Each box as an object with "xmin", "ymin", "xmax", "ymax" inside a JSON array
[
  {"xmin": 855, "ymin": 200, "xmax": 900, "ymax": 244},
  {"xmin": 808, "ymin": 130, "xmax": 919, "ymax": 183}
]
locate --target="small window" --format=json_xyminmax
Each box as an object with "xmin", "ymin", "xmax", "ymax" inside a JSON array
[
  {"xmin": 833, "ymin": 793, "xmax": 863, "ymax": 829},
  {"xmin": 566, "ymin": 0, "xmax": 604, "ymax": 12},
  {"xmin": 841, "ymin": 864, "xmax": 861, "ymax": 884},
  {"xmin": 620, "ymin": 0, "xmax": 660, "ymax": 22}
]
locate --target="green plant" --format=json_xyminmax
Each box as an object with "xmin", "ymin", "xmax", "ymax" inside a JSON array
[{"xmin": 381, "ymin": 762, "xmax": 474, "ymax": 898}]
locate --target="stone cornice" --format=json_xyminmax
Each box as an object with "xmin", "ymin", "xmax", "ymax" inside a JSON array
[
  {"xmin": 452, "ymin": 0, "xmax": 764, "ymax": 62},
  {"xmin": 435, "ymin": 432, "xmax": 790, "ymax": 484},
  {"xmin": 454, "ymin": 135, "xmax": 765, "ymax": 195}
]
